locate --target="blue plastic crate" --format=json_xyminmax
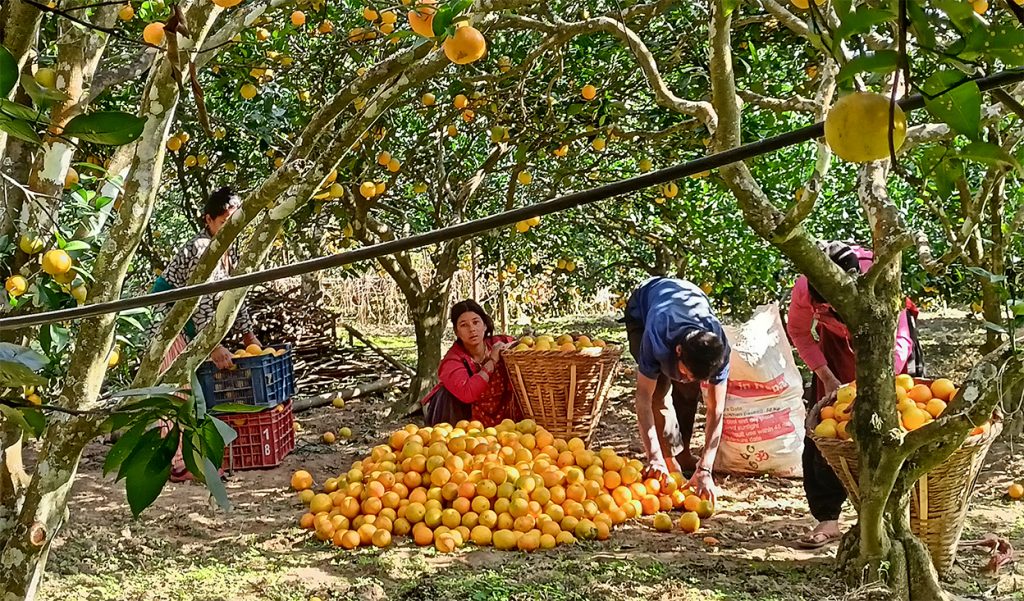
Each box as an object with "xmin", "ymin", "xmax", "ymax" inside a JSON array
[{"xmin": 196, "ymin": 345, "xmax": 296, "ymax": 410}]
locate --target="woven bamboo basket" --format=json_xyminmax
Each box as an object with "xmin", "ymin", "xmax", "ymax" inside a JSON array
[
  {"xmin": 806, "ymin": 387, "xmax": 1000, "ymax": 575},
  {"xmin": 502, "ymin": 346, "xmax": 622, "ymax": 444}
]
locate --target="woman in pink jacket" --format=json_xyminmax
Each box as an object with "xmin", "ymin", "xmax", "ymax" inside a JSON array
[
  {"xmin": 788, "ymin": 241, "xmax": 921, "ymax": 548},
  {"xmin": 422, "ymin": 300, "xmax": 518, "ymax": 427}
]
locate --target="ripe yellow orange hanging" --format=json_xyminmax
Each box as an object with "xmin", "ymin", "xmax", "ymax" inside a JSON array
[{"xmin": 443, "ymin": 26, "xmax": 487, "ymax": 65}]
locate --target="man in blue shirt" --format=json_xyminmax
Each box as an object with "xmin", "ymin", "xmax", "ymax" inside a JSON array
[{"xmin": 624, "ymin": 277, "xmax": 730, "ymax": 503}]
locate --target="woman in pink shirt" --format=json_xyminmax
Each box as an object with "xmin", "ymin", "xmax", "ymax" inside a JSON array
[
  {"xmin": 421, "ymin": 300, "xmax": 518, "ymax": 427},
  {"xmin": 788, "ymin": 241, "xmax": 921, "ymax": 548}
]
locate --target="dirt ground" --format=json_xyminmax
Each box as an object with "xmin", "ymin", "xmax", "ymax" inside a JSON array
[{"xmin": 35, "ymin": 309, "xmax": 1024, "ymax": 601}]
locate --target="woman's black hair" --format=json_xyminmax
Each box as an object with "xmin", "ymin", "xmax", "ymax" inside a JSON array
[
  {"xmin": 450, "ymin": 299, "xmax": 494, "ymax": 339},
  {"xmin": 202, "ymin": 187, "xmax": 240, "ymax": 222},
  {"xmin": 808, "ymin": 241, "xmax": 862, "ymax": 304}
]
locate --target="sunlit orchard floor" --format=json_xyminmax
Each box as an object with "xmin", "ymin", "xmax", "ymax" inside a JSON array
[{"xmin": 37, "ymin": 309, "xmax": 1024, "ymax": 601}]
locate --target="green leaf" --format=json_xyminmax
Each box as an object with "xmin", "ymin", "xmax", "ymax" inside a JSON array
[
  {"xmin": 450, "ymin": 0, "xmax": 474, "ymax": 14},
  {"xmin": 722, "ymin": 0, "xmax": 739, "ymax": 16},
  {"xmin": 387, "ymin": 30, "xmax": 417, "ymax": 41},
  {"xmin": 207, "ymin": 402, "xmax": 267, "ymax": 414},
  {"xmin": 117, "ymin": 314, "xmax": 145, "ymax": 331},
  {"xmin": 933, "ymin": 0, "xmax": 978, "ymax": 32},
  {"xmin": 0, "ymin": 404, "xmax": 34, "ymax": 436},
  {"xmin": 0, "ymin": 99, "xmax": 41, "ymax": 122},
  {"xmin": 0, "ymin": 343, "xmax": 47, "ymax": 371},
  {"xmin": 211, "ymin": 416, "xmax": 237, "ymax": 447},
  {"xmin": 0, "ymin": 46, "xmax": 16, "ymax": 98},
  {"xmin": 19, "ymin": 72, "xmax": 68, "ymax": 106},
  {"xmin": 0, "ymin": 116, "xmax": 40, "ymax": 144},
  {"xmin": 960, "ymin": 142, "xmax": 1023, "ymax": 173},
  {"xmin": 833, "ymin": 8, "xmax": 896, "ymax": 53},
  {"xmin": 63, "ymin": 112, "xmax": 145, "ymax": 145},
  {"xmin": 964, "ymin": 24, "xmax": 1024, "ymax": 65},
  {"xmin": 922, "ymin": 70, "xmax": 981, "ymax": 140},
  {"xmin": 967, "ymin": 265, "xmax": 1007, "ymax": 283},
  {"xmin": 20, "ymin": 407, "xmax": 45, "ymax": 437},
  {"xmin": 0, "ymin": 359, "xmax": 46, "ymax": 387},
  {"xmin": 123, "ymin": 426, "xmax": 176, "ymax": 517},
  {"xmin": 191, "ymin": 371, "xmax": 207, "ymax": 419},
  {"xmin": 983, "ymin": 320, "xmax": 1008, "ymax": 334},
  {"xmin": 431, "ymin": 6, "xmax": 454, "ymax": 38},
  {"xmin": 116, "ymin": 427, "xmax": 163, "ymax": 481},
  {"xmin": 109, "ymin": 385, "xmax": 183, "ymax": 399},
  {"xmin": 103, "ymin": 420, "xmax": 150, "ymax": 476},
  {"xmin": 836, "ymin": 51, "xmax": 899, "ymax": 84},
  {"xmin": 833, "ymin": 0, "xmax": 853, "ymax": 16},
  {"xmin": 906, "ymin": 0, "xmax": 936, "ymax": 50},
  {"xmin": 39, "ymin": 324, "xmax": 70, "ymax": 356},
  {"xmin": 62, "ymin": 240, "xmax": 91, "ymax": 252},
  {"xmin": 199, "ymin": 419, "xmax": 229, "ymax": 468},
  {"xmin": 180, "ymin": 432, "xmax": 205, "ymax": 483},
  {"xmin": 203, "ymin": 458, "xmax": 232, "ymax": 511}
]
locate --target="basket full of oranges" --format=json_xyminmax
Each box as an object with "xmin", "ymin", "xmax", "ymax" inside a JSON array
[
  {"xmin": 502, "ymin": 334, "xmax": 622, "ymax": 444},
  {"xmin": 806, "ymin": 374, "xmax": 1000, "ymax": 575}
]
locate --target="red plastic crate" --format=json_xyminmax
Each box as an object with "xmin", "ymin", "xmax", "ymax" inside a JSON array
[{"xmin": 220, "ymin": 399, "xmax": 295, "ymax": 470}]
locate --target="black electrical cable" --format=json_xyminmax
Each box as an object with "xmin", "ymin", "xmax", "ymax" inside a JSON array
[{"xmin": 2, "ymin": 67, "xmax": 1022, "ymax": 331}]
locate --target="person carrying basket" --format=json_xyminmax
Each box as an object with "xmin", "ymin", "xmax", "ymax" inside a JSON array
[
  {"xmin": 623, "ymin": 277, "xmax": 731, "ymax": 503},
  {"xmin": 787, "ymin": 241, "xmax": 923, "ymax": 548}
]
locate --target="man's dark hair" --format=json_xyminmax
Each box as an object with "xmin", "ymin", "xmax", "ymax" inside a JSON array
[
  {"xmin": 675, "ymin": 330, "xmax": 727, "ymax": 382},
  {"xmin": 202, "ymin": 187, "xmax": 240, "ymax": 221},
  {"xmin": 449, "ymin": 299, "xmax": 495, "ymax": 339},
  {"xmin": 808, "ymin": 241, "xmax": 861, "ymax": 304}
]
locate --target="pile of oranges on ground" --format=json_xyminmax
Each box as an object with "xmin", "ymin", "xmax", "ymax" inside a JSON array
[
  {"xmin": 814, "ymin": 375, "xmax": 989, "ymax": 439},
  {"xmin": 291, "ymin": 419, "xmax": 713, "ymax": 552},
  {"xmin": 509, "ymin": 333, "xmax": 615, "ymax": 353}
]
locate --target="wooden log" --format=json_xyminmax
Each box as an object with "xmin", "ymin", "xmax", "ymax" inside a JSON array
[
  {"xmin": 340, "ymin": 323, "xmax": 415, "ymax": 377},
  {"xmin": 292, "ymin": 376, "xmax": 406, "ymax": 413}
]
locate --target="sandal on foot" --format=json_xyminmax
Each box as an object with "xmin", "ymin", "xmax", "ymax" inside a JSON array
[
  {"xmin": 796, "ymin": 530, "xmax": 840, "ymax": 549},
  {"xmin": 169, "ymin": 467, "xmax": 194, "ymax": 483}
]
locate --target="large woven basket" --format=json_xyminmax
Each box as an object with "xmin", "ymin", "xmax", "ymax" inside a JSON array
[
  {"xmin": 807, "ymin": 391, "xmax": 1000, "ymax": 575},
  {"xmin": 502, "ymin": 346, "xmax": 622, "ymax": 444}
]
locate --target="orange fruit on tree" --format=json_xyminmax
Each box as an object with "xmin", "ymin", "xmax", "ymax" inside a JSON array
[
  {"xmin": 143, "ymin": 22, "xmax": 165, "ymax": 45},
  {"xmin": 407, "ymin": 0, "xmax": 437, "ymax": 37},
  {"xmin": 443, "ymin": 25, "xmax": 487, "ymax": 65},
  {"xmin": 41, "ymin": 249, "xmax": 72, "ymax": 276},
  {"xmin": 581, "ymin": 84, "xmax": 597, "ymax": 100}
]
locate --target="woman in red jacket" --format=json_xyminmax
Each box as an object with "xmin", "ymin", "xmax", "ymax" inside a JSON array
[{"xmin": 422, "ymin": 300, "xmax": 517, "ymax": 427}]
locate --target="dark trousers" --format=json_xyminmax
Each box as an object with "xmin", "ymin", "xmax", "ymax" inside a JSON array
[
  {"xmin": 624, "ymin": 316, "xmax": 701, "ymax": 466},
  {"xmin": 802, "ymin": 373, "xmax": 847, "ymax": 522}
]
